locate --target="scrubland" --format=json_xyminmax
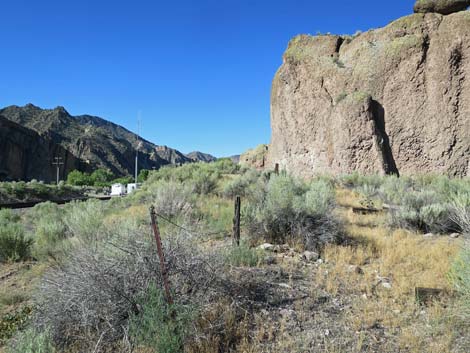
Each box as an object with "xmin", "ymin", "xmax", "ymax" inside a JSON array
[{"xmin": 0, "ymin": 161, "xmax": 469, "ymax": 352}]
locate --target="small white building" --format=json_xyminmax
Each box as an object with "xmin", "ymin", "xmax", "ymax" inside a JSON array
[
  {"xmin": 127, "ymin": 183, "xmax": 140, "ymax": 194},
  {"xmin": 111, "ymin": 183, "xmax": 126, "ymax": 196}
]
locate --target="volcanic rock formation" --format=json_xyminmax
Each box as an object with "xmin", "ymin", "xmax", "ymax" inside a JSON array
[{"xmin": 268, "ymin": 10, "xmax": 470, "ymax": 177}]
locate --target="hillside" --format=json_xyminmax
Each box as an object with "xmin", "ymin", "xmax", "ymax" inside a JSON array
[
  {"xmin": 0, "ymin": 104, "xmax": 193, "ymax": 181},
  {"xmin": 268, "ymin": 7, "xmax": 470, "ymax": 177},
  {"xmin": 0, "ymin": 115, "xmax": 87, "ymax": 182},
  {"xmin": 186, "ymin": 151, "xmax": 217, "ymax": 163}
]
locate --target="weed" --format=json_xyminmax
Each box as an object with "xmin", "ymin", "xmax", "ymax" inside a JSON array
[{"xmin": 224, "ymin": 241, "xmax": 263, "ymax": 267}]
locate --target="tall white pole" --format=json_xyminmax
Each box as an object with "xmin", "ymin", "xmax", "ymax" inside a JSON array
[{"xmin": 135, "ymin": 112, "xmax": 141, "ymax": 184}]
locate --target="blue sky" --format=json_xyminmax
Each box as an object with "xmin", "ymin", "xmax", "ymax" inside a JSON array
[{"xmin": 0, "ymin": 1, "xmax": 414, "ymax": 157}]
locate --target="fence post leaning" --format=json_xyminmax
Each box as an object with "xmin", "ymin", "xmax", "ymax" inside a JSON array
[
  {"xmin": 232, "ymin": 196, "xmax": 241, "ymax": 246},
  {"xmin": 149, "ymin": 206, "xmax": 173, "ymax": 305}
]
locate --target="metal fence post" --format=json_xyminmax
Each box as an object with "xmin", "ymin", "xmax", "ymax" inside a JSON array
[{"xmin": 149, "ymin": 206, "xmax": 173, "ymax": 305}]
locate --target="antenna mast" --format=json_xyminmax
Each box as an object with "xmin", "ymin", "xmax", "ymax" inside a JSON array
[{"xmin": 135, "ymin": 112, "xmax": 142, "ymax": 184}]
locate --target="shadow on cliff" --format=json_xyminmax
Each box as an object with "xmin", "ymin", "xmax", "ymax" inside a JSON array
[{"xmin": 371, "ymin": 100, "xmax": 399, "ymax": 176}]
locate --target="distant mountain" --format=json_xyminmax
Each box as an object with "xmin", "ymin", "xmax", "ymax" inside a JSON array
[
  {"xmin": 185, "ymin": 151, "xmax": 217, "ymax": 163},
  {"xmin": 0, "ymin": 104, "xmax": 192, "ymax": 181}
]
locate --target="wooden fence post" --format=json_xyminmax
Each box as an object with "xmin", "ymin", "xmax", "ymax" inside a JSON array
[
  {"xmin": 274, "ymin": 163, "xmax": 279, "ymax": 175},
  {"xmin": 149, "ymin": 206, "xmax": 173, "ymax": 305},
  {"xmin": 232, "ymin": 196, "xmax": 241, "ymax": 246}
]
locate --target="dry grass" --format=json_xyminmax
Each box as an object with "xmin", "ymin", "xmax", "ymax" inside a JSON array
[{"xmin": 310, "ymin": 188, "xmax": 463, "ymax": 352}]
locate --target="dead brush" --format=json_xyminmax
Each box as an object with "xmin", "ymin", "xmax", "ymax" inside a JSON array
[{"xmin": 31, "ymin": 223, "xmax": 223, "ymax": 353}]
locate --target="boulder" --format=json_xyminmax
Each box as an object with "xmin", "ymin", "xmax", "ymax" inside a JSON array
[{"xmin": 414, "ymin": 0, "xmax": 470, "ymax": 15}]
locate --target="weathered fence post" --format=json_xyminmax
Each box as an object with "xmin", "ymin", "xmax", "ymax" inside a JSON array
[
  {"xmin": 232, "ymin": 196, "xmax": 241, "ymax": 246},
  {"xmin": 149, "ymin": 206, "xmax": 173, "ymax": 305}
]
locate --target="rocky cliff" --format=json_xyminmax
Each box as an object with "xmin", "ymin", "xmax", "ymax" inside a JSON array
[
  {"xmin": 0, "ymin": 104, "xmax": 193, "ymax": 181},
  {"xmin": 269, "ymin": 8, "xmax": 470, "ymax": 177},
  {"xmin": 0, "ymin": 115, "xmax": 88, "ymax": 182}
]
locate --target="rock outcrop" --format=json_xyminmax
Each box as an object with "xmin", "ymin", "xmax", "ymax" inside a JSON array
[
  {"xmin": 414, "ymin": 0, "xmax": 470, "ymax": 15},
  {"xmin": 269, "ymin": 11, "xmax": 470, "ymax": 177},
  {"xmin": 0, "ymin": 116, "xmax": 87, "ymax": 182},
  {"xmin": 240, "ymin": 144, "xmax": 269, "ymax": 170},
  {"xmin": 0, "ymin": 104, "xmax": 193, "ymax": 180}
]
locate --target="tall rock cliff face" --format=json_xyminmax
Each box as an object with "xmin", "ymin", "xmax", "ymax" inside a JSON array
[
  {"xmin": 269, "ymin": 11, "xmax": 470, "ymax": 177},
  {"xmin": 0, "ymin": 116, "xmax": 87, "ymax": 182}
]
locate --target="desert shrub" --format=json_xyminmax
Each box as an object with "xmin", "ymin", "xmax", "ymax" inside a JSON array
[
  {"xmin": 222, "ymin": 169, "xmax": 260, "ymax": 199},
  {"xmin": 7, "ymin": 328, "xmax": 55, "ymax": 353},
  {"xmin": 449, "ymin": 191, "xmax": 470, "ymax": 236},
  {"xmin": 449, "ymin": 245, "xmax": 470, "ymax": 321},
  {"xmin": 224, "ymin": 242, "xmax": 262, "ymax": 267},
  {"xmin": 32, "ymin": 222, "xmax": 220, "ymax": 352},
  {"xmin": 193, "ymin": 197, "xmax": 233, "ymax": 237},
  {"xmin": 27, "ymin": 181, "xmax": 49, "ymax": 198},
  {"xmin": 62, "ymin": 200, "xmax": 107, "ymax": 240},
  {"xmin": 32, "ymin": 218, "xmax": 67, "ymax": 261},
  {"xmin": 129, "ymin": 284, "xmax": 195, "ymax": 353},
  {"xmin": 245, "ymin": 175, "xmax": 342, "ymax": 250},
  {"xmin": 0, "ymin": 210, "xmax": 32, "ymax": 262},
  {"xmin": 388, "ymin": 190, "xmax": 452, "ymax": 233},
  {"xmin": 147, "ymin": 180, "xmax": 193, "ymax": 219},
  {"xmin": 26, "ymin": 202, "xmax": 62, "ymax": 224},
  {"xmin": 339, "ymin": 172, "xmax": 384, "ymax": 190},
  {"xmin": 190, "ymin": 168, "xmax": 220, "ymax": 195},
  {"xmin": 0, "ymin": 209, "xmax": 20, "ymax": 224}
]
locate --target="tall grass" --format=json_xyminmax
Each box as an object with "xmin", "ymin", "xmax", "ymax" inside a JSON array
[{"xmin": 0, "ymin": 209, "xmax": 32, "ymax": 262}]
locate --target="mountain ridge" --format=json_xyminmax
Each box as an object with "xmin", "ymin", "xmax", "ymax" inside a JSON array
[{"xmin": 0, "ymin": 104, "xmax": 200, "ymax": 181}]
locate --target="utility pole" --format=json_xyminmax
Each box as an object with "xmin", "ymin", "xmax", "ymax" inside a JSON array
[
  {"xmin": 135, "ymin": 112, "xmax": 142, "ymax": 184},
  {"xmin": 52, "ymin": 157, "xmax": 64, "ymax": 185}
]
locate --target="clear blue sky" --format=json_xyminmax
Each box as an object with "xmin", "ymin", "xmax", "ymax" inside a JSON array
[{"xmin": 0, "ymin": 1, "xmax": 414, "ymax": 157}]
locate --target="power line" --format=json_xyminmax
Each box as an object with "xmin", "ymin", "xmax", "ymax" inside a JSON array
[{"xmin": 52, "ymin": 157, "xmax": 64, "ymax": 186}]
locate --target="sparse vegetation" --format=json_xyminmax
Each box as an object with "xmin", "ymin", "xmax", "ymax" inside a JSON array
[{"xmin": 1, "ymin": 163, "xmax": 469, "ymax": 352}]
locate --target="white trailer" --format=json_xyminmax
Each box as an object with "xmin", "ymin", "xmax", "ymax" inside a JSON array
[
  {"xmin": 111, "ymin": 183, "xmax": 126, "ymax": 196},
  {"xmin": 127, "ymin": 183, "xmax": 140, "ymax": 194}
]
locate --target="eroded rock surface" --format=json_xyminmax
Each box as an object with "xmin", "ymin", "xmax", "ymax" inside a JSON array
[
  {"xmin": 414, "ymin": 0, "xmax": 470, "ymax": 15},
  {"xmin": 269, "ymin": 12, "xmax": 470, "ymax": 177}
]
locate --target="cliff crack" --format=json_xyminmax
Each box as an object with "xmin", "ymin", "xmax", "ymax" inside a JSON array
[{"xmin": 370, "ymin": 100, "xmax": 399, "ymax": 176}]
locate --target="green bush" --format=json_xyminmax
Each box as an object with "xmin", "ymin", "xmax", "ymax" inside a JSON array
[
  {"xmin": 222, "ymin": 169, "xmax": 260, "ymax": 199},
  {"xmin": 63, "ymin": 200, "xmax": 106, "ymax": 240},
  {"xmin": 449, "ymin": 245, "xmax": 470, "ymax": 321},
  {"xmin": 145, "ymin": 180, "xmax": 193, "ymax": 219},
  {"xmin": 224, "ymin": 242, "xmax": 262, "ymax": 267},
  {"xmin": 0, "ymin": 210, "xmax": 32, "ymax": 262},
  {"xmin": 66, "ymin": 170, "xmax": 92, "ymax": 186},
  {"xmin": 90, "ymin": 168, "xmax": 114, "ymax": 187},
  {"xmin": 33, "ymin": 219, "xmax": 67, "ymax": 261},
  {"xmin": 7, "ymin": 328, "xmax": 55, "ymax": 353},
  {"xmin": 245, "ymin": 175, "xmax": 342, "ymax": 250},
  {"xmin": 0, "ymin": 223, "xmax": 32, "ymax": 262},
  {"xmin": 129, "ymin": 284, "xmax": 194, "ymax": 353}
]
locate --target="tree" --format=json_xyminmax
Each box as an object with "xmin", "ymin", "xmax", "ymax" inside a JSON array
[
  {"xmin": 91, "ymin": 169, "xmax": 114, "ymax": 187},
  {"xmin": 66, "ymin": 170, "xmax": 92, "ymax": 186},
  {"xmin": 138, "ymin": 169, "xmax": 150, "ymax": 183}
]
